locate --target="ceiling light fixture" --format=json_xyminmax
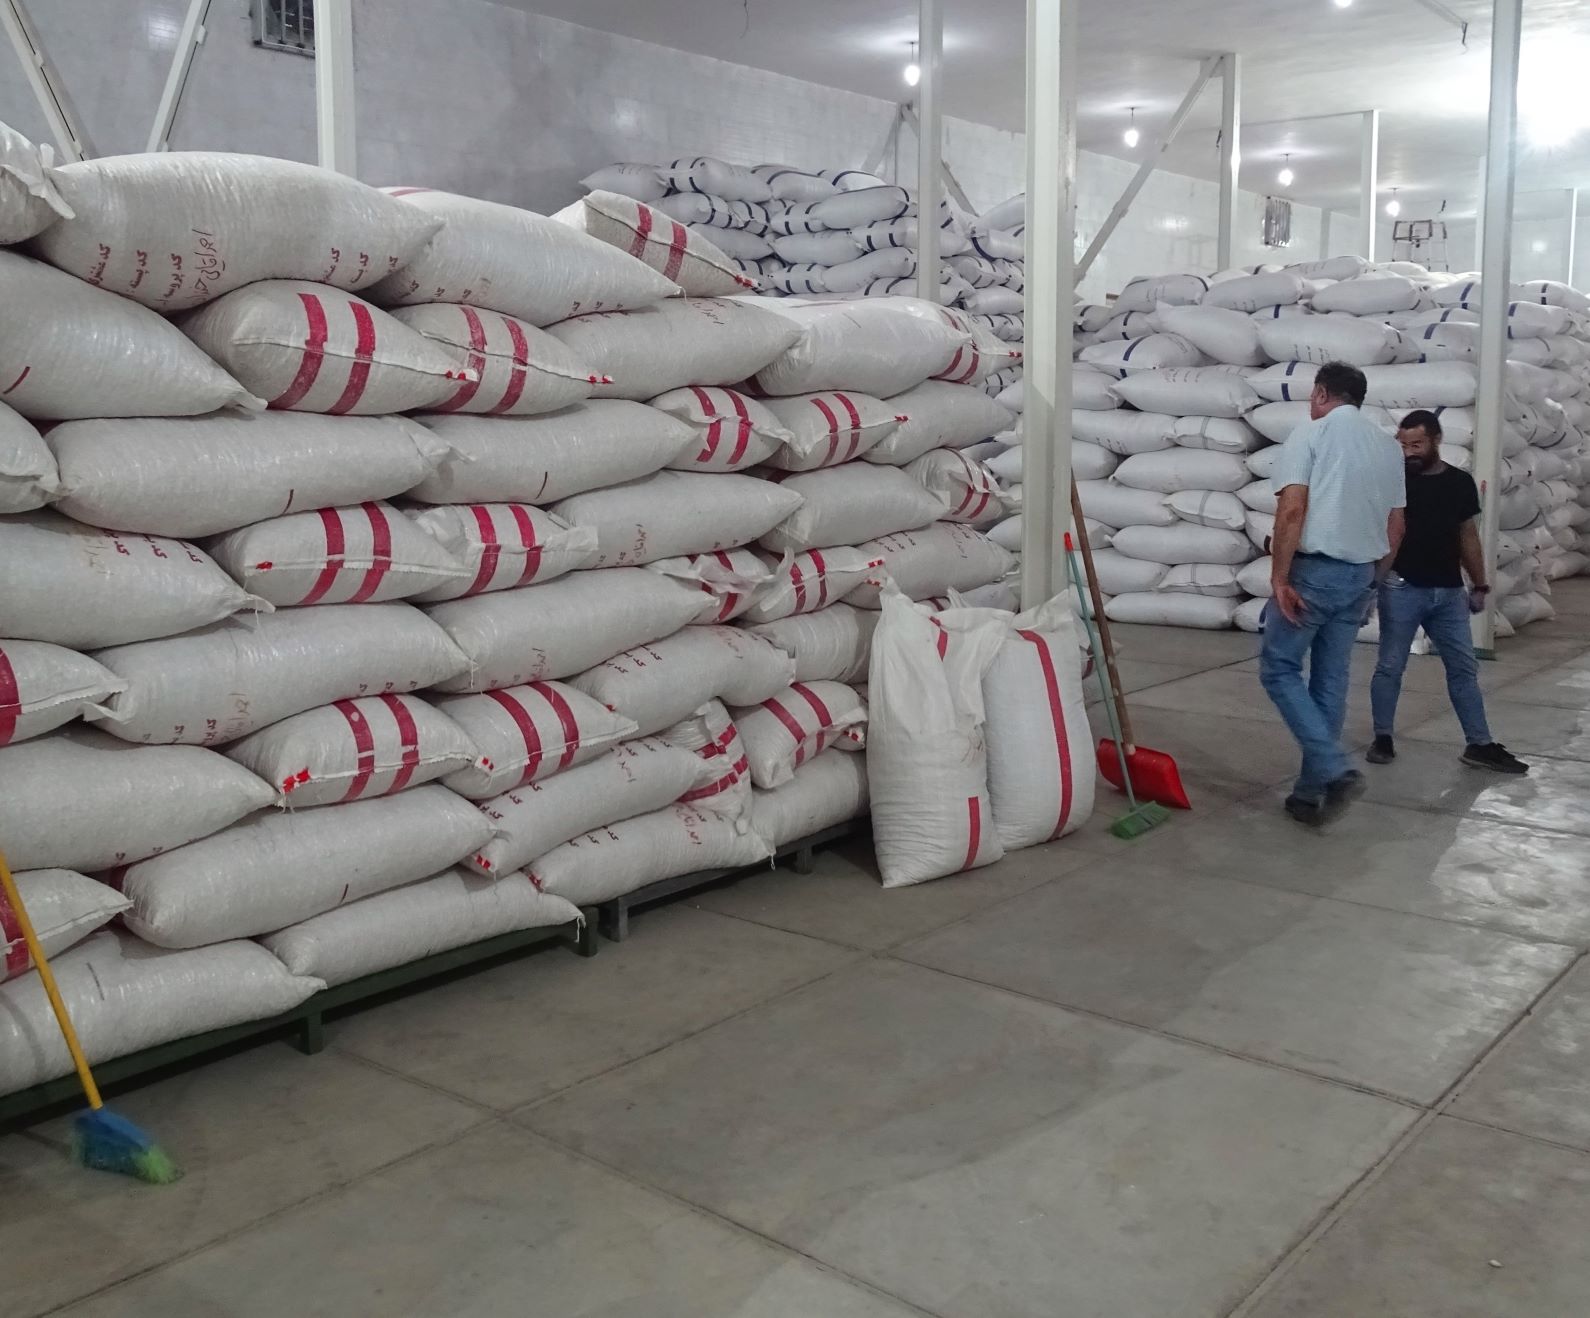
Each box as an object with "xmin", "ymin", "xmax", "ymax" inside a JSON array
[
  {"xmin": 1123, "ymin": 107, "xmax": 1140, "ymax": 149},
  {"xmin": 1333, "ymin": 0, "xmax": 1354, "ymax": 9},
  {"xmin": 1277, "ymin": 154, "xmax": 1294, "ymax": 187},
  {"xmin": 1385, "ymin": 188, "xmax": 1401, "ymax": 218},
  {"xmin": 904, "ymin": 41, "xmax": 921, "ymax": 88}
]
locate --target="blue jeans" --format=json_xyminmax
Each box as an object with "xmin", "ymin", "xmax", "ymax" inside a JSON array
[
  {"xmin": 1371, "ymin": 577, "xmax": 1492, "ymax": 745},
  {"xmin": 1260, "ymin": 555, "xmax": 1376, "ymax": 802}
]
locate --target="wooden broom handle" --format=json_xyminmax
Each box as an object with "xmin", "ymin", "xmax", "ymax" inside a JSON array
[{"xmin": 1070, "ymin": 483, "xmax": 1137, "ymax": 749}]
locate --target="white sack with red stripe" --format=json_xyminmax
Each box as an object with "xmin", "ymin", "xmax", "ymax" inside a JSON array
[
  {"xmin": 428, "ymin": 568, "xmax": 706, "ymax": 692},
  {"xmin": 741, "ymin": 603, "xmax": 878, "ymax": 683},
  {"xmin": 1, "ymin": 870, "xmax": 129, "ymax": 982},
  {"xmin": 905, "ymin": 449, "xmax": 1005, "ymax": 526},
  {"xmin": 0, "ymin": 511, "xmax": 265, "ymax": 649},
  {"xmin": 408, "ymin": 403, "xmax": 695, "ymax": 505},
  {"xmin": 867, "ymin": 591, "xmax": 1008, "ymax": 887},
  {"xmin": 205, "ymin": 501, "xmax": 469, "ymax": 606},
  {"xmin": 436, "ymin": 682, "xmax": 636, "ymax": 799},
  {"xmin": 408, "ymin": 504, "xmax": 597, "ymax": 602},
  {"xmin": 469, "ymin": 737, "xmax": 707, "ymax": 877},
  {"xmin": 390, "ymin": 304, "xmax": 603, "ymax": 415},
  {"xmin": 179, "ymin": 281, "xmax": 472, "ymax": 415},
  {"xmin": 750, "ymin": 750, "xmax": 870, "ymax": 849},
  {"xmin": 32, "ymin": 153, "xmax": 440, "ymax": 311},
  {"xmin": 983, "ymin": 597, "xmax": 1095, "ymax": 850},
  {"xmin": 0, "ymin": 640, "xmax": 124, "ymax": 747},
  {"xmin": 559, "ymin": 192, "xmax": 756, "ymax": 298},
  {"xmin": 0, "ymin": 399, "xmax": 59, "ymax": 513},
  {"xmin": 0, "ymin": 930, "xmax": 322, "ymax": 1095},
  {"xmin": 527, "ymin": 802, "xmax": 772, "ymax": 906},
  {"xmin": 846, "ymin": 523, "xmax": 1016, "ymax": 608},
  {"xmin": 876, "ymin": 300, "xmax": 1024, "ymax": 386},
  {"xmin": 0, "ymin": 120, "xmax": 69, "ymax": 244},
  {"xmin": 0, "ymin": 729, "xmax": 276, "ymax": 871},
  {"xmin": 48, "ymin": 413, "xmax": 450, "ymax": 539},
  {"xmin": 260, "ymin": 869, "xmax": 578, "ymax": 987},
  {"xmin": 733, "ymin": 681, "xmax": 866, "ymax": 789},
  {"xmin": 646, "ymin": 548, "xmax": 776, "ymax": 623},
  {"xmin": 761, "ymin": 392, "xmax": 903, "ymax": 470},
  {"xmin": 571, "ymin": 626, "xmax": 795, "ymax": 738},
  {"xmin": 865, "ymin": 381, "xmax": 1015, "ymax": 466},
  {"xmin": 545, "ymin": 298, "xmax": 801, "ymax": 402},
  {"xmin": 753, "ymin": 299, "xmax": 967, "ymax": 398},
  {"xmin": 758, "ymin": 465, "xmax": 942, "ymax": 553},
  {"xmin": 372, "ymin": 188, "xmax": 679, "ymax": 324},
  {"xmin": 0, "ymin": 251, "xmax": 258, "ymax": 420},
  {"xmin": 92, "ymin": 603, "xmax": 468, "ymax": 746},
  {"xmin": 649, "ymin": 386, "xmax": 790, "ymax": 472},
  {"xmin": 740, "ymin": 548, "xmax": 880, "ymax": 623},
  {"xmin": 658, "ymin": 700, "xmax": 754, "ymax": 823},
  {"xmin": 549, "ymin": 471, "xmax": 802, "ymax": 568},
  {"xmin": 118, "ymin": 785, "xmax": 493, "ymax": 950},
  {"xmin": 225, "ymin": 694, "xmax": 482, "ymax": 807}
]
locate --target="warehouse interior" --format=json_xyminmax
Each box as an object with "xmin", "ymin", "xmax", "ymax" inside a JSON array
[{"xmin": 3, "ymin": 1, "xmax": 1590, "ymax": 1315}]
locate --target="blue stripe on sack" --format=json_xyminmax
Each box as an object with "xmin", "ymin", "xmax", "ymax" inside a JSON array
[{"xmin": 1123, "ymin": 338, "xmax": 1141, "ymax": 361}]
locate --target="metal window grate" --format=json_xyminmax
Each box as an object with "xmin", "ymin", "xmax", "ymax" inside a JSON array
[
  {"xmin": 254, "ymin": 0, "xmax": 315, "ymax": 55},
  {"xmin": 1263, "ymin": 196, "xmax": 1293, "ymax": 249}
]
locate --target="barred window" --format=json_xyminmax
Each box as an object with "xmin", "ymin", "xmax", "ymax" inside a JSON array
[{"xmin": 253, "ymin": 0, "xmax": 315, "ymax": 55}]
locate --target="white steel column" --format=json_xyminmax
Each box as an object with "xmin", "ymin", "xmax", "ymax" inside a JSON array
[
  {"xmin": 315, "ymin": 0, "xmax": 356, "ymax": 175},
  {"xmin": 146, "ymin": 0, "xmax": 212, "ymax": 152},
  {"xmin": 1565, "ymin": 187, "xmax": 1580, "ymax": 286},
  {"xmin": 1, "ymin": 0, "xmax": 91, "ymax": 160},
  {"xmin": 915, "ymin": 0, "xmax": 944, "ymax": 303},
  {"xmin": 1472, "ymin": 0, "xmax": 1523, "ymax": 653},
  {"xmin": 1217, "ymin": 52, "xmax": 1240, "ymax": 271},
  {"xmin": 1359, "ymin": 109, "xmax": 1380, "ymax": 260},
  {"xmin": 1021, "ymin": 0, "xmax": 1077, "ymax": 607},
  {"xmin": 1317, "ymin": 207, "xmax": 1333, "ymax": 259}
]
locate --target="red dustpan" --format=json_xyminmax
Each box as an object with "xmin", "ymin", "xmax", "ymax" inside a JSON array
[{"xmin": 1071, "ymin": 486, "xmax": 1193, "ymax": 811}]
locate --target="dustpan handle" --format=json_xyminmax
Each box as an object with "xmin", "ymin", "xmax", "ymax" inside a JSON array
[{"xmin": 1069, "ymin": 484, "xmax": 1136, "ymax": 750}]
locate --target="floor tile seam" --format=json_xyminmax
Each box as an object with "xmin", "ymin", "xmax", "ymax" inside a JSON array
[
  {"xmin": 31, "ymin": 1112, "xmax": 507, "ymax": 1318},
  {"xmin": 511, "ymin": 1126, "xmax": 948, "ymax": 1318},
  {"xmin": 1438, "ymin": 1109, "xmax": 1590, "ymax": 1159},
  {"xmin": 1221, "ymin": 947, "xmax": 1586, "ymax": 1318},
  {"xmin": 875, "ymin": 954, "xmax": 1430, "ymax": 1110},
  {"xmin": 324, "ymin": 1042, "xmax": 510, "ymax": 1116}
]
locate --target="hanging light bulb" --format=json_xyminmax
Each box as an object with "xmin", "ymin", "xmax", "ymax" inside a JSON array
[
  {"xmin": 1277, "ymin": 154, "xmax": 1294, "ymax": 187},
  {"xmin": 1385, "ymin": 188, "xmax": 1401, "ymax": 218},
  {"xmin": 1333, "ymin": 0, "xmax": 1354, "ymax": 9},
  {"xmin": 904, "ymin": 40, "xmax": 921, "ymax": 87},
  {"xmin": 1123, "ymin": 106, "xmax": 1140, "ymax": 149}
]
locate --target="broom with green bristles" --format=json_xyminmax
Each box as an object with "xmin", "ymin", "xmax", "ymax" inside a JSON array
[
  {"xmin": 0, "ymin": 847, "xmax": 181, "ymax": 1183},
  {"xmin": 1063, "ymin": 534, "xmax": 1172, "ymax": 840}
]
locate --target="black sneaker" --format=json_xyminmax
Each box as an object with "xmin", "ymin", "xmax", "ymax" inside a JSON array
[
  {"xmin": 1366, "ymin": 736, "xmax": 1396, "ymax": 765},
  {"xmin": 1461, "ymin": 743, "xmax": 1529, "ymax": 774},
  {"xmin": 1324, "ymin": 770, "xmax": 1368, "ymax": 817},
  {"xmin": 1284, "ymin": 795, "xmax": 1325, "ymax": 827}
]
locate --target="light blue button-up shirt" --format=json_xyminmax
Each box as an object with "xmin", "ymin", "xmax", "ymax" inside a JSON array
[{"xmin": 1273, "ymin": 405, "xmax": 1406, "ymax": 564}]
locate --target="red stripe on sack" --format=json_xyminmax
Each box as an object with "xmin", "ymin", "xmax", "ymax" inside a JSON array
[
  {"xmin": 690, "ymin": 385, "xmax": 724, "ymax": 463},
  {"xmin": 347, "ymin": 502, "xmax": 394, "ymax": 603},
  {"xmin": 1019, "ymin": 628, "xmax": 1074, "ymax": 839},
  {"xmin": 725, "ymin": 390, "xmax": 753, "ymax": 465},
  {"xmin": 530, "ymin": 681, "xmax": 582, "ymax": 770},
  {"xmin": 1, "ymin": 365, "xmax": 29, "ymax": 396},
  {"xmin": 467, "ymin": 505, "xmax": 502, "ymax": 595},
  {"xmin": 761, "ymin": 697, "xmax": 813, "ymax": 767},
  {"xmin": 327, "ymin": 301, "xmax": 378, "ymax": 415},
  {"xmin": 300, "ymin": 508, "xmax": 347, "ymax": 605},
  {"xmin": 334, "ymin": 698, "xmax": 378, "ymax": 801},
  {"xmin": 664, "ymin": 221, "xmax": 689, "ymax": 283},
  {"xmin": 791, "ymin": 682, "xmax": 834, "ymax": 729},
  {"xmin": 386, "ymin": 186, "xmax": 432, "ymax": 197},
  {"xmin": 434, "ymin": 307, "xmax": 488, "ymax": 412},
  {"xmin": 812, "ymin": 397, "xmax": 842, "ymax": 466},
  {"xmin": 0, "ymin": 880, "xmax": 31, "ymax": 979},
  {"xmin": 510, "ymin": 504, "xmax": 543, "ymax": 585},
  {"xmin": 486, "ymin": 689, "xmax": 545, "ymax": 786},
  {"xmin": 0, "ymin": 644, "xmax": 18, "ymax": 747},
  {"xmin": 834, "ymin": 393, "xmax": 864, "ymax": 461},
  {"xmin": 808, "ymin": 549, "xmax": 829, "ymax": 608},
  {"xmin": 271, "ymin": 292, "xmax": 329, "ymax": 409},
  {"xmin": 680, "ymin": 753, "xmax": 749, "ymax": 802},
  {"xmin": 380, "ymin": 694, "xmax": 423, "ymax": 794},
  {"xmin": 930, "ymin": 617, "xmax": 948, "ymax": 660},
  {"xmin": 490, "ymin": 316, "xmax": 531, "ymax": 414},
  {"xmin": 716, "ymin": 592, "xmax": 740, "ymax": 622},
  {"xmin": 789, "ymin": 561, "xmax": 809, "ymax": 613},
  {"xmin": 628, "ymin": 203, "xmax": 654, "ymax": 261},
  {"xmin": 963, "ymin": 796, "xmax": 983, "ymax": 870},
  {"xmin": 953, "ymin": 453, "xmax": 993, "ymax": 520}
]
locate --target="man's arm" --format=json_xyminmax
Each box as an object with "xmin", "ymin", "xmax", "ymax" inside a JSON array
[
  {"xmin": 1270, "ymin": 484, "xmax": 1309, "ymax": 624},
  {"xmin": 1458, "ymin": 517, "xmax": 1487, "ymax": 590},
  {"xmin": 1378, "ymin": 507, "xmax": 1406, "ymax": 581}
]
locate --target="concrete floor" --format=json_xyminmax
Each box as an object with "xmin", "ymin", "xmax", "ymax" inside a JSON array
[{"xmin": 7, "ymin": 581, "xmax": 1590, "ymax": 1318}]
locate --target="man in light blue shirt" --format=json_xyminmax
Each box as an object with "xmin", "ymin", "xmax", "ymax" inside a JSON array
[{"xmin": 1260, "ymin": 360, "xmax": 1406, "ymax": 825}]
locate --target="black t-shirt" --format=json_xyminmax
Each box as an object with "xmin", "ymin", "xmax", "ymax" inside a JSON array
[{"xmin": 1394, "ymin": 465, "xmax": 1481, "ymax": 587}]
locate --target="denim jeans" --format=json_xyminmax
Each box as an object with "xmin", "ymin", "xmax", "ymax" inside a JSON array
[
  {"xmin": 1371, "ymin": 577, "xmax": 1492, "ymax": 745},
  {"xmin": 1259, "ymin": 555, "xmax": 1376, "ymax": 802}
]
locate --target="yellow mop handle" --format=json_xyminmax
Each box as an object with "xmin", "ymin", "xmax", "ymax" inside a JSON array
[{"xmin": 0, "ymin": 849, "xmax": 103, "ymax": 1110}]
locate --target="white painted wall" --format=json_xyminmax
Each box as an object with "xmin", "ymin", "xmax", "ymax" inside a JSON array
[{"xmin": 3, "ymin": 0, "xmax": 1325, "ymax": 299}]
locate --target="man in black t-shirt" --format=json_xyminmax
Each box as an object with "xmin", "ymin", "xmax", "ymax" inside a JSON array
[{"xmin": 1366, "ymin": 411, "xmax": 1527, "ymax": 773}]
